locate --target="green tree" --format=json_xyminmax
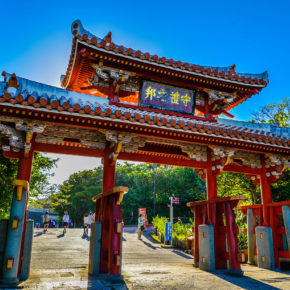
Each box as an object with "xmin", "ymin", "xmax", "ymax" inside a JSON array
[
  {"xmin": 272, "ymin": 169, "xmax": 290, "ymax": 202},
  {"xmin": 251, "ymin": 97, "xmax": 290, "ymax": 127},
  {"xmin": 216, "ymin": 98, "xmax": 290, "ymax": 206},
  {"xmin": 49, "ymin": 163, "xmax": 206, "ymax": 225},
  {"xmin": 0, "ymin": 152, "xmax": 57, "ymax": 219},
  {"xmin": 49, "ymin": 168, "xmax": 103, "ymax": 225},
  {"xmin": 0, "ymin": 153, "xmax": 18, "ymax": 218},
  {"xmin": 217, "ymin": 172, "xmax": 259, "ymax": 205},
  {"xmin": 252, "ymin": 97, "xmax": 290, "ymax": 202}
]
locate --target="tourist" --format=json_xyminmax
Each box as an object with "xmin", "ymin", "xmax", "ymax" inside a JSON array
[
  {"xmin": 62, "ymin": 211, "xmax": 70, "ymax": 234},
  {"xmin": 87, "ymin": 211, "xmax": 93, "ymax": 232},
  {"xmin": 130, "ymin": 211, "xmax": 134, "ymax": 224},
  {"xmin": 43, "ymin": 212, "xmax": 49, "ymax": 233},
  {"xmin": 83, "ymin": 213, "xmax": 88, "ymax": 235},
  {"xmin": 138, "ymin": 214, "xmax": 145, "ymax": 239}
]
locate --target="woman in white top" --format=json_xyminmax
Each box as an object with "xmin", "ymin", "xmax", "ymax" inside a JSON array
[
  {"xmin": 62, "ymin": 211, "xmax": 70, "ymax": 234},
  {"xmin": 138, "ymin": 214, "xmax": 145, "ymax": 239},
  {"xmin": 87, "ymin": 211, "xmax": 93, "ymax": 231},
  {"xmin": 83, "ymin": 213, "xmax": 88, "ymax": 235}
]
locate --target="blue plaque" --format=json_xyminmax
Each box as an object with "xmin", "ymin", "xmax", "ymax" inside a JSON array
[
  {"xmin": 165, "ymin": 222, "xmax": 172, "ymax": 241},
  {"xmin": 140, "ymin": 81, "xmax": 195, "ymax": 114}
]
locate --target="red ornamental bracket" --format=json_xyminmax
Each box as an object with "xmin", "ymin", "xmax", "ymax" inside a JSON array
[
  {"xmin": 212, "ymin": 156, "xmax": 231, "ymax": 176},
  {"xmin": 195, "ymin": 169, "xmax": 206, "ymax": 179},
  {"xmin": 245, "ymin": 174, "xmax": 260, "ymax": 185},
  {"xmin": 265, "ymin": 164, "xmax": 287, "ymax": 184},
  {"xmin": 92, "ymin": 186, "xmax": 129, "ymax": 205}
]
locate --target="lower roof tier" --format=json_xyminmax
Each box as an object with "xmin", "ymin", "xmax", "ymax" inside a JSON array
[{"xmin": 0, "ymin": 72, "xmax": 289, "ymax": 153}]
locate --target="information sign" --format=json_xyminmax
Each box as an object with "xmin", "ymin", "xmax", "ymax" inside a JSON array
[
  {"xmin": 138, "ymin": 208, "xmax": 146, "ymax": 217},
  {"xmin": 140, "ymin": 81, "xmax": 195, "ymax": 114},
  {"xmin": 172, "ymin": 197, "xmax": 180, "ymax": 204},
  {"xmin": 165, "ymin": 222, "xmax": 172, "ymax": 241}
]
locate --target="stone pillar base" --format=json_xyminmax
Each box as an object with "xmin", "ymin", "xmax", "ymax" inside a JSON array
[
  {"xmin": 256, "ymin": 226, "xmax": 275, "ymax": 270},
  {"xmin": 93, "ymin": 273, "xmax": 123, "ymax": 281},
  {"xmin": 282, "ymin": 205, "xmax": 290, "ymax": 253},
  {"xmin": 226, "ymin": 269, "xmax": 244, "ymax": 277},
  {"xmin": 20, "ymin": 220, "xmax": 34, "ymax": 281},
  {"xmin": 199, "ymin": 224, "xmax": 215, "ymax": 272},
  {"xmin": 88, "ymin": 222, "xmax": 102, "ymax": 276}
]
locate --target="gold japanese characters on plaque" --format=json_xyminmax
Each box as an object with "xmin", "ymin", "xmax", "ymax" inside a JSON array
[{"xmin": 140, "ymin": 81, "xmax": 196, "ymax": 114}]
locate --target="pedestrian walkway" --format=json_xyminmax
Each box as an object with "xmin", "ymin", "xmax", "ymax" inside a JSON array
[
  {"xmin": 20, "ymin": 227, "xmax": 290, "ymax": 289},
  {"xmin": 123, "ymin": 227, "xmax": 290, "ymax": 289}
]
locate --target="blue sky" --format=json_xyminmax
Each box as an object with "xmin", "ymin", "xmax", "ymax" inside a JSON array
[{"xmin": 1, "ymin": 0, "xmax": 289, "ymax": 184}]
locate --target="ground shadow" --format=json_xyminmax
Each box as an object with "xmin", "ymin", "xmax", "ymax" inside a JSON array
[
  {"xmin": 81, "ymin": 233, "xmax": 90, "ymax": 241},
  {"xmin": 214, "ymin": 271, "xmax": 281, "ymax": 289},
  {"xmin": 87, "ymin": 275, "xmax": 128, "ymax": 289},
  {"xmin": 33, "ymin": 232, "xmax": 44, "ymax": 238},
  {"xmin": 57, "ymin": 233, "xmax": 65, "ymax": 238},
  {"xmin": 171, "ymin": 250, "xmax": 192, "ymax": 260},
  {"xmin": 261, "ymin": 276, "xmax": 290, "ymax": 283},
  {"xmin": 142, "ymin": 230, "xmax": 159, "ymax": 244},
  {"xmin": 142, "ymin": 240, "xmax": 157, "ymax": 250}
]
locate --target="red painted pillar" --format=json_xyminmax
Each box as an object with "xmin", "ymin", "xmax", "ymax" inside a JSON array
[
  {"xmin": 206, "ymin": 148, "xmax": 217, "ymax": 224},
  {"xmin": 260, "ymin": 155, "xmax": 272, "ymax": 226},
  {"xmin": 206, "ymin": 148, "xmax": 217, "ymax": 200},
  {"xmin": 225, "ymin": 202, "xmax": 241, "ymax": 271},
  {"xmin": 17, "ymin": 150, "xmax": 34, "ymax": 276},
  {"xmin": 99, "ymin": 142, "xmax": 122, "ymax": 275}
]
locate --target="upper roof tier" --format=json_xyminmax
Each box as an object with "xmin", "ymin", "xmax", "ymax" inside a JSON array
[{"xmin": 61, "ymin": 20, "xmax": 268, "ymax": 113}]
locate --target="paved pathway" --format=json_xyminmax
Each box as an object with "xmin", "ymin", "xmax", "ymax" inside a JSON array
[{"xmin": 19, "ymin": 227, "xmax": 290, "ymax": 289}]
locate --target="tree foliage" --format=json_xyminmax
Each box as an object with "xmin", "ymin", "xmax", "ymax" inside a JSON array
[
  {"xmin": 48, "ymin": 163, "xmax": 206, "ymax": 226},
  {"xmin": 49, "ymin": 168, "xmax": 103, "ymax": 223},
  {"xmin": 251, "ymin": 97, "xmax": 290, "ymax": 127},
  {"xmin": 0, "ymin": 152, "xmax": 57, "ymax": 218},
  {"xmin": 251, "ymin": 97, "xmax": 290, "ymax": 201},
  {"xmin": 217, "ymin": 172, "xmax": 259, "ymax": 205}
]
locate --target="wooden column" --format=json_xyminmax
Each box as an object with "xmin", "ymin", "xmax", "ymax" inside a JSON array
[
  {"xmin": 260, "ymin": 155, "xmax": 272, "ymax": 226},
  {"xmin": 225, "ymin": 202, "xmax": 242, "ymax": 271},
  {"xmin": 206, "ymin": 148, "xmax": 217, "ymax": 224},
  {"xmin": 1, "ymin": 149, "xmax": 34, "ymax": 285},
  {"xmin": 99, "ymin": 142, "xmax": 122, "ymax": 275}
]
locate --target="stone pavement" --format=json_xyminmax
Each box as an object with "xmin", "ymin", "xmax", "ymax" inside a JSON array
[{"xmin": 17, "ymin": 227, "xmax": 290, "ymax": 289}]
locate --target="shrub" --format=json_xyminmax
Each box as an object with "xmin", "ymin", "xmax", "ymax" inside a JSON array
[
  {"xmin": 152, "ymin": 215, "xmax": 248, "ymax": 251},
  {"xmin": 152, "ymin": 215, "xmax": 194, "ymax": 242},
  {"xmin": 152, "ymin": 215, "xmax": 168, "ymax": 235}
]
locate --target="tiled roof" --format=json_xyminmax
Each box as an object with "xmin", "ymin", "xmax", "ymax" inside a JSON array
[
  {"xmin": 62, "ymin": 20, "xmax": 268, "ymax": 88},
  {"xmin": 0, "ymin": 73, "xmax": 289, "ymax": 148}
]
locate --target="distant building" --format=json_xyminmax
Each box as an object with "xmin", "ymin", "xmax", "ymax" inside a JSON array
[{"xmin": 27, "ymin": 208, "xmax": 58, "ymax": 227}]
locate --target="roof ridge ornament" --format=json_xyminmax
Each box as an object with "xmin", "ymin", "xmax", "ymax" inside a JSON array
[
  {"xmin": 103, "ymin": 31, "xmax": 112, "ymax": 46},
  {"xmin": 71, "ymin": 20, "xmax": 96, "ymax": 41},
  {"xmin": 229, "ymin": 64, "xmax": 236, "ymax": 75},
  {"xmin": 2, "ymin": 72, "xmax": 19, "ymax": 95}
]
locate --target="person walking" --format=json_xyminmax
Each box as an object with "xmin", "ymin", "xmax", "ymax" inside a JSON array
[
  {"xmin": 62, "ymin": 211, "xmax": 70, "ymax": 234},
  {"xmin": 138, "ymin": 214, "xmax": 145, "ymax": 240},
  {"xmin": 130, "ymin": 211, "xmax": 134, "ymax": 224},
  {"xmin": 83, "ymin": 213, "xmax": 88, "ymax": 235},
  {"xmin": 87, "ymin": 211, "xmax": 93, "ymax": 233},
  {"xmin": 43, "ymin": 212, "xmax": 49, "ymax": 233}
]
